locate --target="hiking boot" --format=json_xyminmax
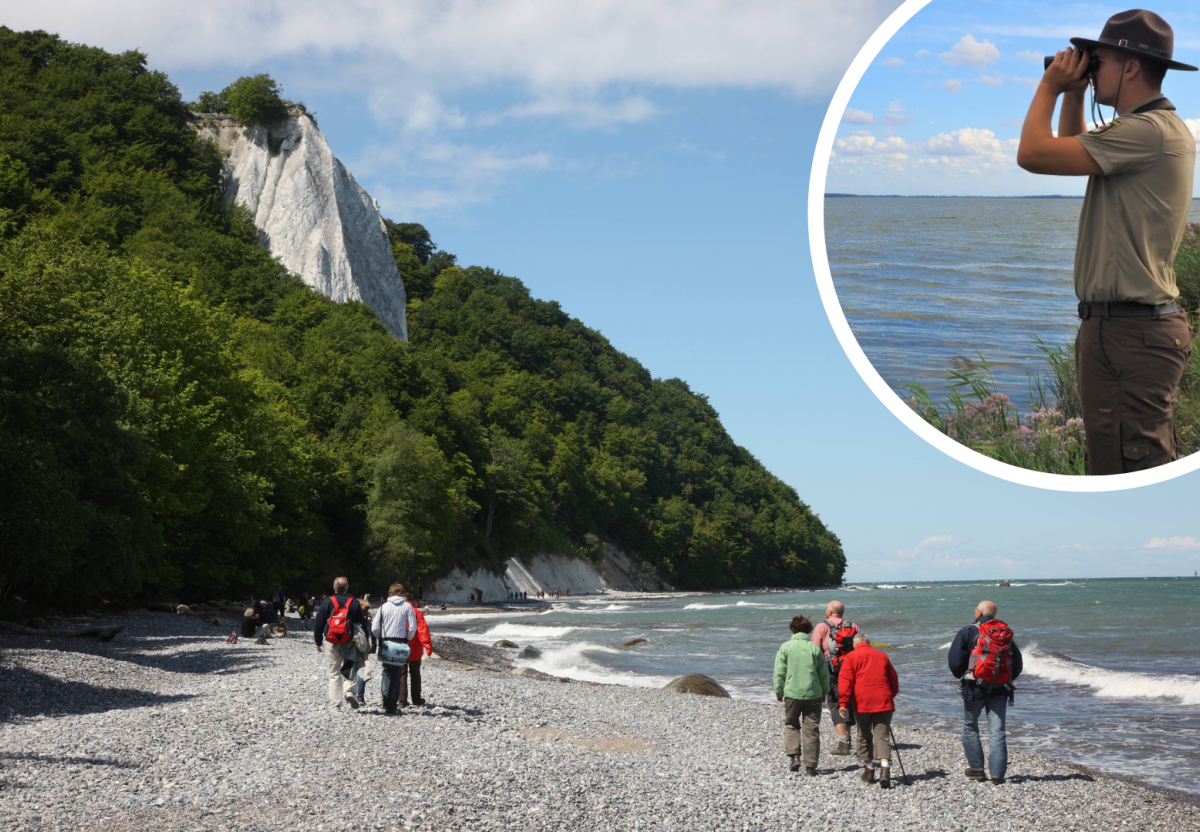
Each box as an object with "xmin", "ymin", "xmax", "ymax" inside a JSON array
[
  {"xmin": 413, "ymin": 698, "xmax": 426, "ymax": 706},
  {"xmin": 356, "ymin": 697, "xmax": 366, "ymax": 708},
  {"xmin": 805, "ymin": 767, "xmax": 818, "ymax": 777},
  {"xmin": 788, "ymin": 755, "xmax": 801, "ymax": 772},
  {"xmin": 964, "ymin": 768, "xmax": 987, "ymax": 781},
  {"xmin": 991, "ymin": 777, "xmax": 1004, "ymax": 785},
  {"xmin": 255, "ymin": 637, "xmax": 268, "ymax": 645},
  {"xmin": 861, "ymin": 766, "xmax": 875, "ymax": 783},
  {"xmin": 879, "ymin": 767, "xmax": 891, "ymax": 789},
  {"xmin": 832, "ymin": 739, "xmax": 851, "ymax": 756},
  {"xmin": 345, "ymin": 693, "xmax": 360, "ymax": 710}
]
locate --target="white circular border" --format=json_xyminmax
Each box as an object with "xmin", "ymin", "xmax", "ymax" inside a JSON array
[{"xmin": 809, "ymin": 0, "xmax": 1200, "ymax": 492}]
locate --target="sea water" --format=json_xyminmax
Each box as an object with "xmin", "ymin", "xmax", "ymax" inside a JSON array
[
  {"xmin": 824, "ymin": 198, "xmax": 1200, "ymax": 410},
  {"xmin": 429, "ymin": 578, "xmax": 1200, "ymax": 795}
]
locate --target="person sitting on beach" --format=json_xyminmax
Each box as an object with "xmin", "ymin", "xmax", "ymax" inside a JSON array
[
  {"xmin": 313, "ymin": 577, "xmax": 368, "ymax": 712},
  {"xmin": 811, "ymin": 601, "xmax": 859, "ymax": 756},
  {"xmin": 257, "ymin": 599, "xmax": 279, "ymax": 625},
  {"xmin": 948, "ymin": 600, "xmax": 1023, "ymax": 785},
  {"xmin": 405, "ymin": 593, "xmax": 435, "ymax": 706},
  {"xmin": 837, "ymin": 633, "xmax": 900, "ymax": 788},
  {"xmin": 372, "ymin": 582, "xmax": 418, "ymax": 714},
  {"xmin": 773, "ymin": 615, "xmax": 830, "ymax": 776},
  {"xmin": 241, "ymin": 607, "xmax": 272, "ymax": 643}
]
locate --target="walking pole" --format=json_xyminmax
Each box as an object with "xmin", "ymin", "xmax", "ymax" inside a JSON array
[{"xmin": 887, "ymin": 724, "xmax": 911, "ymax": 786}]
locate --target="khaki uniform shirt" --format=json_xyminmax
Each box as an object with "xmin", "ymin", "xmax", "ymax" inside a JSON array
[{"xmin": 1074, "ymin": 95, "xmax": 1195, "ymax": 304}]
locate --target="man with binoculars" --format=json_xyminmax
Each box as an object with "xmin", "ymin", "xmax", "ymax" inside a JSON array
[{"xmin": 1017, "ymin": 9, "xmax": 1196, "ymax": 475}]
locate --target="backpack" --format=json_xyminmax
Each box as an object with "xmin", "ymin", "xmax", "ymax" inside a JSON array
[
  {"xmin": 969, "ymin": 619, "xmax": 1014, "ymax": 687},
  {"xmin": 325, "ymin": 596, "xmax": 355, "ymax": 645},
  {"xmin": 824, "ymin": 619, "xmax": 860, "ymax": 676}
]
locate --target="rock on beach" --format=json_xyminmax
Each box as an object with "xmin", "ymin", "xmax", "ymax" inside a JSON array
[{"xmin": 1, "ymin": 610, "xmax": 1197, "ymax": 832}]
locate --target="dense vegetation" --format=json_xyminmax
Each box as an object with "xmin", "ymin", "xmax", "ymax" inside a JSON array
[
  {"xmin": 907, "ymin": 224, "xmax": 1200, "ymax": 474},
  {"xmin": 0, "ymin": 28, "xmax": 845, "ymax": 604}
]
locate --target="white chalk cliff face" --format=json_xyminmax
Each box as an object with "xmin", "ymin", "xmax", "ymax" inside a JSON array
[{"xmin": 193, "ymin": 110, "xmax": 407, "ymax": 340}]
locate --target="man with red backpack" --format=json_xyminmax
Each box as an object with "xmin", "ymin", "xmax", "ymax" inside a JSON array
[
  {"xmin": 948, "ymin": 600, "xmax": 1023, "ymax": 785},
  {"xmin": 812, "ymin": 600, "xmax": 859, "ymax": 756},
  {"xmin": 313, "ymin": 576, "xmax": 368, "ymax": 712}
]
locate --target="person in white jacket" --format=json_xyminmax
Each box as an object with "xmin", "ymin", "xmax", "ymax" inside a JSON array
[{"xmin": 371, "ymin": 582, "xmax": 418, "ymax": 714}]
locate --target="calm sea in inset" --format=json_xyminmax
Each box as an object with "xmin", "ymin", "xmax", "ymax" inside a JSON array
[
  {"xmin": 430, "ymin": 578, "xmax": 1200, "ymax": 795},
  {"xmin": 824, "ymin": 197, "xmax": 1200, "ymax": 409}
]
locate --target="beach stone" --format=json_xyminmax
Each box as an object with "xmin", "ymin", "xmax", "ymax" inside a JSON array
[
  {"xmin": 493, "ymin": 639, "xmax": 519, "ymax": 648},
  {"xmin": 662, "ymin": 673, "xmax": 730, "ymax": 698},
  {"xmin": 517, "ymin": 645, "xmax": 542, "ymax": 658},
  {"xmin": 623, "ymin": 638, "xmax": 648, "ymax": 647},
  {"xmin": 998, "ymin": 579, "xmax": 1011, "ymax": 586}
]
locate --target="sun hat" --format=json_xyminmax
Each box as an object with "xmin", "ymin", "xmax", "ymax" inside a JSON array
[{"xmin": 1071, "ymin": 9, "xmax": 1197, "ymax": 72}]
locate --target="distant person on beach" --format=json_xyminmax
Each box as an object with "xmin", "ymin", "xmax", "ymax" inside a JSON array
[
  {"xmin": 812, "ymin": 601, "xmax": 859, "ymax": 756},
  {"xmin": 838, "ymin": 633, "xmax": 900, "ymax": 789},
  {"xmin": 948, "ymin": 600, "xmax": 1023, "ymax": 784},
  {"xmin": 241, "ymin": 607, "xmax": 271, "ymax": 643},
  {"xmin": 298, "ymin": 596, "xmax": 312, "ymax": 630},
  {"xmin": 405, "ymin": 593, "xmax": 434, "ymax": 706},
  {"xmin": 313, "ymin": 577, "xmax": 368, "ymax": 712},
  {"xmin": 271, "ymin": 584, "xmax": 285, "ymax": 618},
  {"xmin": 773, "ymin": 615, "xmax": 830, "ymax": 776},
  {"xmin": 372, "ymin": 582, "xmax": 418, "ymax": 714},
  {"xmin": 1016, "ymin": 9, "xmax": 1196, "ymax": 474}
]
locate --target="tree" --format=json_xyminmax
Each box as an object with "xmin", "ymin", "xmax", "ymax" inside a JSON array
[
  {"xmin": 385, "ymin": 220, "xmax": 435, "ymax": 265},
  {"xmin": 366, "ymin": 423, "xmax": 476, "ymax": 580},
  {"xmin": 223, "ymin": 74, "xmax": 288, "ymax": 126}
]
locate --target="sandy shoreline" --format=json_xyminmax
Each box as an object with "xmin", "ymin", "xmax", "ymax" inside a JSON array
[{"xmin": 2, "ymin": 609, "xmax": 1197, "ymax": 831}]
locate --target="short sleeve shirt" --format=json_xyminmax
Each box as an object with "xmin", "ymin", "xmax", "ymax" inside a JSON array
[{"xmin": 1074, "ymin": 97, "xmax": 1195, "ymax": 304}]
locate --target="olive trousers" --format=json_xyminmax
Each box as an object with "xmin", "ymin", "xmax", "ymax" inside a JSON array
[
  {"xmin": 1077, "ymin": 312, "xmax": 1192, "ymax": 475},
  {"xmin": 783, "ymin": 697, "xmax": 823, "ymax": 766}
]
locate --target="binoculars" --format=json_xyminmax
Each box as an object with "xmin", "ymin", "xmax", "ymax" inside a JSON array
[{"xmin": 1044, "ymin": 54, "xmax": 1100, "ymax": 74}]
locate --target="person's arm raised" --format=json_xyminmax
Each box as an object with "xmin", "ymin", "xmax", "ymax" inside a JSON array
[{"xmin": 1018, "ymin": 49, "xmax": 1102, "ymax": 176}]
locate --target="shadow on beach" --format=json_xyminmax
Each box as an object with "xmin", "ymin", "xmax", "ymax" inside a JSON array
[{"xmin": 0, "ymin": 665, "xmax": 196, "ymax": 721}]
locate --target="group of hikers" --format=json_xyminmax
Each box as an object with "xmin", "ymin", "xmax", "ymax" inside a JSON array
[
  {"xmin": 774, "ymin": 599, "xmax": 1020, "ymax": 787},
  {"xmin": 310, "ymin": 577, "xmax": 435, "ymax": 714}
]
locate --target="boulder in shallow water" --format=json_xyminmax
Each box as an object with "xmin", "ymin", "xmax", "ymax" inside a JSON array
[
  {"xmin": 998, "ymin": 580, "xmax": 1011, "ymax": 587},
  {"xmin": 623, "ymin": 638, "xmax": 648, "ymax": 647},
  {"xmin": 517, "ymin": 645, "xmax": 542, "ymax": 659},
  {"xmin": 662, "ymin": 674, "xmax": 730, "ymax": 698},
  {"xmin": 493, "ymin": 639, "xmax": 519, "ymax": 648}
]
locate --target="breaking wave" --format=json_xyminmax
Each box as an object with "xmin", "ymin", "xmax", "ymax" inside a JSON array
[{"xmin": 1024, "ymin": 646, "xmax": 1200, "ymax": 705}]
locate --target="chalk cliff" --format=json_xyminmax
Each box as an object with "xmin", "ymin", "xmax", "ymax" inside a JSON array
[
  {"xmin": 193, "ymin": 109, "xmax": 407, "ymax": 340},
  {"xmin": 426, "ymin": 548, "xmax": 673, "ymax": 603}
]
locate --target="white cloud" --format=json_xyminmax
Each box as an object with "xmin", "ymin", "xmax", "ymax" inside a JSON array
[
  {"xmin": 883, "ymin": 99, "xmax": 913, "ymax": 125},
  {"xmin": 1144, "ymin": 536, "xmax": 1200, "ymax": 550},
  {"xmin": 499, "ymin": 94, "xmax": 660, "ymax": 129},
  {"xmin": 895, "ymin": 534, "xmax": 965, "ymax": 559},
  {"xmin": 7, "ymin": 0, "xmax": 901, "ymax": 97},
  {"xmin": 1015, "ymin": 49, "xmax": 1043, "ymax": 62},
  {"xmin": 942, "ymin": 79, "xmax": 964, "ymax": 93},
  {"xmin": 1185, "ymin": 118, "xmax": 1200, "ymax": 143},
  {"xmin": 916, "ymin": 49, "xmax": 931, "ymax": 58},
  {"xmin": 940, "ymin": 34, "xmax": 1001, "ymax": 72},
  {"xmin": 881, "ymin": 57, "xmax": 905, "ymax": 67},
  {"xmin": 843, "ymin": 108, "xmax": 876, "ymax": 125},
  {"xmin": 975, "ymin": 75, "xmax": 1005, "ymax": 87},
  {"xmin": 831, "ymin": 126, "xmax": 1021, "ymax": 176}
]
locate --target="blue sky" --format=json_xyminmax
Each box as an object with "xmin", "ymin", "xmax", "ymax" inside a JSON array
[
  {"xmin": 830, "ymin": 0, "xmax": 1200, "ymax": 195},
  {"xmin": 9, "ymin": 0, "xmax": 1200, "ymax": 581}
]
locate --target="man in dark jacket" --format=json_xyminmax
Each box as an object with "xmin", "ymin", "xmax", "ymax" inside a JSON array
[
  {"xmin": 313, "ymin": 576, "xmax": 368, "ymax": 712},
  {"xmin": 948, "ymin": 600, "xmax": 1023, "ymax": 784}
]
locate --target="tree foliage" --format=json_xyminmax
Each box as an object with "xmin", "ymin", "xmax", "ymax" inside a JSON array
[
  {"xmin": 194, "ymin": 74, "xmax": 288, "ymax": 125},
  {"xmin": 0, "ymin": 27, "xmax": 845, "ymax": 602}
]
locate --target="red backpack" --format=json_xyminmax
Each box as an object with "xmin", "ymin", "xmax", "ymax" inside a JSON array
[
  {"xmin": 325, "ymin": 596, "xmax": 354, "ymax": 645},
  {"xmin": 824, "ymin": 619, "xmax": 860, "ymax": 675},
  {"xmin": 969, "ymin": 619, "xmax": 1014, "ymax": 687}
]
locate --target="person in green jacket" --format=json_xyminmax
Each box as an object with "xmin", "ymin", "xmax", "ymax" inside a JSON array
[{"xmin": 774, "ymin": 615, "xmax": 831, "ymax": 775}]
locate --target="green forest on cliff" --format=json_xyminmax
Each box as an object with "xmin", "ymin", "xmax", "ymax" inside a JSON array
[{"xmin": 0, "ymin": 28, "xmax": 845, "ymax": 603}]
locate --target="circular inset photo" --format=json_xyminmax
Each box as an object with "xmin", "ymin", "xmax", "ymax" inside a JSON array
[{"xmin": 810, "ymin": 0, "xmax": 1200, "ymax": 490}]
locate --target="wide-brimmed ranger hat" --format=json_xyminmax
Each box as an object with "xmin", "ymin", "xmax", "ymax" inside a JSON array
[{"xmin": 1071, "ymin": 9, "xmax": 1197, "ymax": 72}]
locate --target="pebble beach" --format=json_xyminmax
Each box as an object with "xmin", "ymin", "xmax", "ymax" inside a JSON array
[{"xmin": 2, "ymin": 610, "xmax": 1197, "ymax": 832}]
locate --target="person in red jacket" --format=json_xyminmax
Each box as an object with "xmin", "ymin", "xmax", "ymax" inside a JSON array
[
  {"xmin": 405, "ymin": 593, "xmax": 435, "ymax": 706},
  {"xmin": 837, "ymin": 632, "xmax": 900, "ymax": 788}
]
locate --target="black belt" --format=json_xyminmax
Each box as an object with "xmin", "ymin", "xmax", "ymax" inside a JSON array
[{"xmin": 1078, "ymin": 301, "xmax": 1179, "ymax": 319}]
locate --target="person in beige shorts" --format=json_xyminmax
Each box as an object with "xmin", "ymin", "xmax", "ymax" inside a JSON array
[{"xmin": 1017, "ymin": 9, "xmax": 1196, "ymax": 474}]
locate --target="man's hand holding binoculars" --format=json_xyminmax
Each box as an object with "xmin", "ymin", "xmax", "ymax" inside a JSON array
[{"xmin": 1042, "ymin": 48, "xmax": 1093, "ymax": 97}]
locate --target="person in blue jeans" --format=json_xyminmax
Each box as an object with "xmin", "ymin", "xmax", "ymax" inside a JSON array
[{"xmin": 947, "ymin": 600, "xmax": 1023, "ymax": 784}]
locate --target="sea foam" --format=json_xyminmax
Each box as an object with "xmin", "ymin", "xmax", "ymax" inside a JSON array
[{"xmin": 1024, "ymin": 647, "xmax": 1200, "ymax": 705}]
